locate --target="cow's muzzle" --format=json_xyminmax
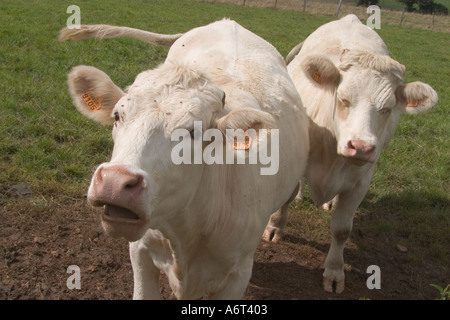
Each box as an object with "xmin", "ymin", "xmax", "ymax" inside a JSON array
[
  {"xmin": 88, "ymin": 164, "xmax": 148, "ymax": 241},
  {"xmin": 342, "ymin": 139, "xmax": 376, "ymax": 163}
]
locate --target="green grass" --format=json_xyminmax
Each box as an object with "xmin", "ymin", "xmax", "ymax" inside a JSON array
[
  {"xmin": 363, "ymin": 24, "xmax": 449, "ymax": 259},
  {"xmin": 0, "ymin": 0, "xmax": 448, "ymax": 261},
  {"xmin": 0, "ymin": 0, "xmax": 333, "ymax": 196}
]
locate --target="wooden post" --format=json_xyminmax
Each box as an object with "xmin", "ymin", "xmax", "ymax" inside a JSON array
[
  {"xmin": 303, "ymin": 0, "xmax": 307, "ymax": 12},
  {"xmin": 336, "ymin": 0, "xmax": 343, "ymax": 17},
  {"xmin": 432, "ymin": 11, "xmax": 435, "ymax": 30},
  {"xmin": 400, "ymin": 7, "xmax": 406, "ymax": 25}
]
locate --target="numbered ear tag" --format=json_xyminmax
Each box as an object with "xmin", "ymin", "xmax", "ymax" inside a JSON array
[
  {"xmin": 406, "ymin": 99, "xmax": 419, "ymax": 107},
  {"xmin": 233, "ymin": 135, "xmax": 252, "ymax": 150},
  {"xmin": 312, "ymin": 70, "xmax": 323, "ymax": 84},
  {"xmin": 81, "ymin": 91, "xmax": 102, "ymax": 111}
]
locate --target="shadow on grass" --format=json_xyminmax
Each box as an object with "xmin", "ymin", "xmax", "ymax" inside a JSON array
[{"xmin": 362, "ymin": 190, "xmax": 449, "ymax": 212}]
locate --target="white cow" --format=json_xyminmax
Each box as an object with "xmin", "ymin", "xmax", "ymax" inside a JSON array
[
  {"xmin": 59, "ymin": 20, "xmax": 309, "ymax": 299},
  {"xmin": 264, "ymin": 15, "xmax": 438, "ymax": 293}
]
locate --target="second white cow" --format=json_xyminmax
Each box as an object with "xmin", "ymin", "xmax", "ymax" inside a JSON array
[
  {"xmin": 264, "ymin": 15, "xmax": 438, "ymax": 293},
  {"xmin": 60, "ymin": 20, "xmax": 309, "ymax": 299}
]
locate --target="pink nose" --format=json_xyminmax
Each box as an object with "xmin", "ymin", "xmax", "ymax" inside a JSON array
[
  {"xmin": 90, "ymin": 165, "xmax": 145, "ymax": 205},
  {"xmin": 345, "ymin": 139, "xmax": 375, "ymax": 161}
]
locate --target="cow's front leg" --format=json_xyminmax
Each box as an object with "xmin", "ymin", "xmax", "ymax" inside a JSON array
[
  {"xmin": 323, "ymin": 184, "xmax": 368, "ymax": 293},
  {"xmin": 129, "ymin": 240, "xmax": 161, "ymax": 299},
  {"xmin": 208, "ymin": 256, "xmax": 253, "ymax": 299},
  {"xmin": 263, "ymin": 182, "xmax": 300, "ymax": 242}
]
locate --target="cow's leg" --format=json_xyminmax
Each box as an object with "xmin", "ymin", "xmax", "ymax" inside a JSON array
[
  {"xmin": 208, "ymin": 257, "xmax": 253, "ymax": 299},
  {"xmin": 129, "ymin": 240, "xmax": 161, "ymax": 299},
  {"xmin": 263, "ymin": 182, "xmax": 300, "ymax": 242},
  {"xmin": 322, "ymin": 182, "xmax": 369, "ymax": 293},
  {"xmin": 295, "ymin": 179, "xmax": 305, "ymax": 202}
]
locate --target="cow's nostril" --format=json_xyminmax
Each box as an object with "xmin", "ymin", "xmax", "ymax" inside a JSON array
[
  {"xmin": 125, "ymin": 175, "xmax": 144, "ymax": 189},
  {"xmin": 125, "ymin": 182, "xmax": 137, "ymax": 189},
  {"xmin": 347, "ymin": 140, "xmax": 356, "ymax": 150}
]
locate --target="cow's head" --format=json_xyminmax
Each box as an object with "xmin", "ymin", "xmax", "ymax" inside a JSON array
[
  {"xmin": 301, "ymin": 51, "xmax": 438, "ymax": 164},
  {"xmin": 67, "ymin": 64, "xmax": 275, "ymax": 241}
]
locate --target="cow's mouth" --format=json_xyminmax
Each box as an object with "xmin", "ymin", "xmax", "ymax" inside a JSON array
[
  {"xmin": 343, "ymin": 156, "xmax": 374, "ymax": 166},
  {"xmin": 102, "ymin": 204, "xmax": 140, "ymax": 223}
]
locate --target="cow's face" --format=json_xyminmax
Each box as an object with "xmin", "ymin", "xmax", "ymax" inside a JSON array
[
  {"xmin": 67, "ymin": 64, "xmax": 275, "ymax": 241},
  {"xmin": 301, "ymin": 52, "xmax": 438, "ymax": 165}
]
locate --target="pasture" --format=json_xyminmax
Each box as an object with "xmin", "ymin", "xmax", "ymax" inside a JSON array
[{"xmin": 0, "ymin": 0, "xmax": 448, "ymax": 300}]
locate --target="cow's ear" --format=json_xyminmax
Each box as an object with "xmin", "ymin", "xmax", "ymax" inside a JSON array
[
  {"xmin": 67, "ymin": 65, "xmax": 124, "ymax": 125},
  {"xmin": 215, "ymin": 109, "xmax": 276, "ymax": 150},
  {"xmin": 396, "ymin": 81, "xmax": 438, "ymax": 114},
  {"xmin": 216, "ymin": 109, "xmax": 276, "ymax": 132},
  {"xmin": 301, "ymin": 55, "xmax": 340, "ymax": 89}
]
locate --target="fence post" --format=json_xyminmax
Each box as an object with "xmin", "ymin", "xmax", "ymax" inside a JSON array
[
  {"xmin": 336, "ymin": 0, "xmax": 343, "ymax": 17},
  {"xmin": 400, "ymin": 7, "xmax": 406, "ymax": 25},
  {"xmin": 432, "ymin": 11, "xmax": 435, "ymax": 30},
  {"xmin": 303, "ymin": 0, "xmax": 307, "ymax": 12}
]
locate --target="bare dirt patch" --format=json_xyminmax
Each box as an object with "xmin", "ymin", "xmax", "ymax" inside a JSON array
[{"xmin": 1, "ymin": 192, "xmax": 447, "ymax": 300}]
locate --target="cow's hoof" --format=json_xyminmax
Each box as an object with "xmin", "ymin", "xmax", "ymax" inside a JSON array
[
  {"xmin": 322, "ymin": 202, "xmax": 331, "ymax": 210},
  {"xmin": 262, "ymin": 228, "xmax": 283, "ymax": 243},
  {"xmin": 323, "ymin": 278, "xmax": 333, "ymax": 292},
  {"xmin": 335, "ymin": 280, "xmax": 345, "ymax": 293},
  {"xmin": 322, "ymin": 197, "xmax": 337, "ymax": 211},
  {"xmin": 323, "ymin": 278, "xmax": 345, "ymax": 293}
]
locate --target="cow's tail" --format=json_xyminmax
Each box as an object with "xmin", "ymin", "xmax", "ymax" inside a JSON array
[
  {"xmin": 285, "ymin": 41, "xmax": 304, "ymax": 65},
  {"xmin": 58, "ymin": 24, "xmax": 183, "ymax": 47}
]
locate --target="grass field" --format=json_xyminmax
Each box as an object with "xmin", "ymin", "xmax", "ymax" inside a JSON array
[{"xmin": 0, "ymin": 0, "xmax": 449, "ymax": 297}]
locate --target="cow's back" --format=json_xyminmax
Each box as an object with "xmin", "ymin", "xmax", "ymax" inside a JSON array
[
  {"xmin": 167, "ymin": 19, "xmax": 285, "ymax": 83},
  {"xmin": 167, "ymin": 20, "xmax": 299, "ymax": 114},
  {"xmin": 297, "ymin": 15, "xmax": 388, "ymax": 63}
]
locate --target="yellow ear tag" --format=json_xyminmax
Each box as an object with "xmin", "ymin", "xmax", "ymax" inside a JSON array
[
  {"xmin": 406, "ymin": 99, "xmax": 419, "ymax": 108},
  {"xmin": 312, "ymin": 70, "xmax": 323, "ymax": 84},
  {"xmin": 233, "ymin": 135, "xmax": 252, "ymax": 150},
  {"xmin": 81, "ymin": 91, "xmax": 102, "ymax": 111}
]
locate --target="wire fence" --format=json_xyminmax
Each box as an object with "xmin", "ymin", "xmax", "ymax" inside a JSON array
[{"xmin": 199, "ymin": 0, "xmax": 450, "ymax": 33}]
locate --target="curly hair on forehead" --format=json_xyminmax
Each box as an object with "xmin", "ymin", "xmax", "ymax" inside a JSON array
[{"xmin": 339, "ymin": 50, "xmax": 406, "ymax": 81}]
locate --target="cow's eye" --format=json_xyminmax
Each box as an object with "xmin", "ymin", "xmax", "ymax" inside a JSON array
[
  {"xmin": 114, "ymin": 111, "xmax": 120, "ymax": 122},
  {"xmin": 379, "ymin": 108, "xmax": 391, "ymax": 115},
  {"xmin": 339, "ymin": 98, "xmax": 350, "ymax": 107}
]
